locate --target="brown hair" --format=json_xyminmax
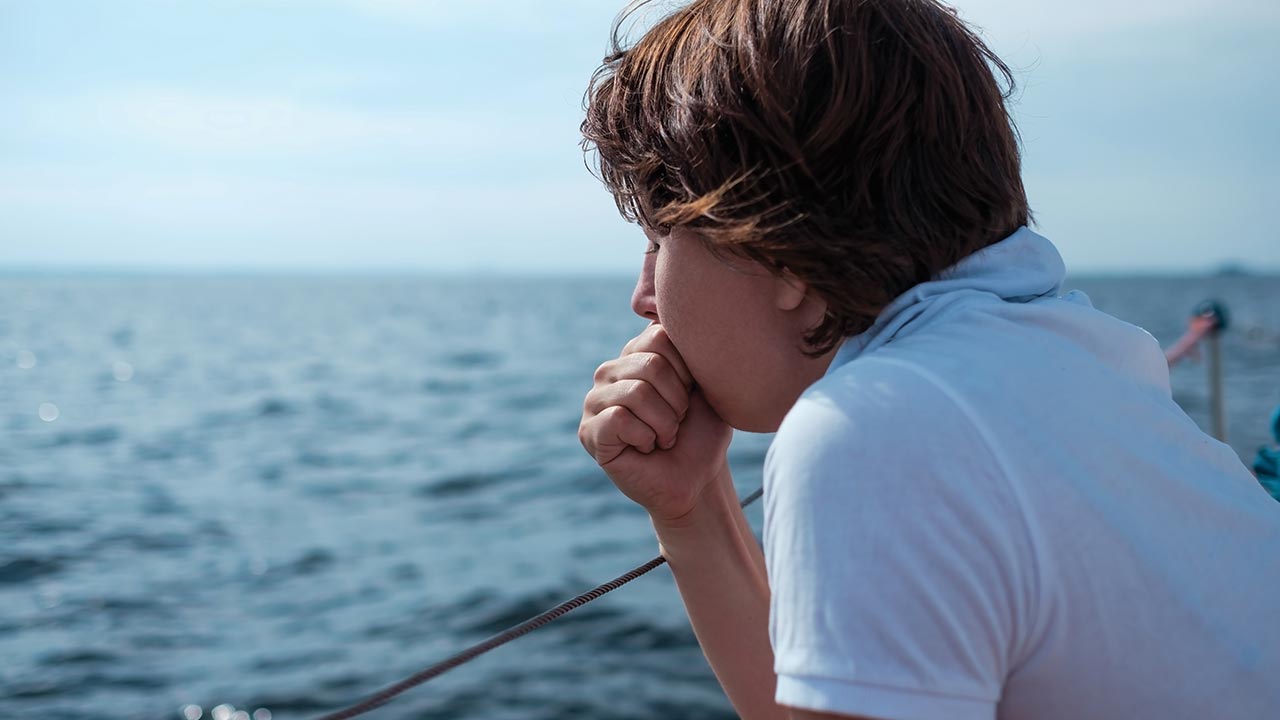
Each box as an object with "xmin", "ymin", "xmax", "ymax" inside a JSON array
[{"xmin": 581, "ymin": 0, "xmax": 1031, "ymax": 353}]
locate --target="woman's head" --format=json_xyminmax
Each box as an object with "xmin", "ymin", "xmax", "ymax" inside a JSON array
[{"xmin": 582, "ymin": 0, "xmax": 1030, "ymax": 354}]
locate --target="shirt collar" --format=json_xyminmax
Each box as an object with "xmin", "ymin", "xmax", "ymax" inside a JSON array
[{"xmin": 828, "ymin": 226, "xmax": 1066, "ymax": 373}]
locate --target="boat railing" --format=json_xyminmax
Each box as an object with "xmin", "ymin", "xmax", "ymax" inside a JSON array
[{"xmin": 1165, "ymin": 299, "xmax": 1230, "ymax": 443}]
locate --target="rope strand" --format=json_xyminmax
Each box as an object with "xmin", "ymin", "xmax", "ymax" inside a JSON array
[{"xmin": 314, "ymin": 486, "xmax": 764, "ymax": 720}]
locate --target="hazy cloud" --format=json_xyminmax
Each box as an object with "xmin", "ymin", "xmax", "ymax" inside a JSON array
[{"xmin": 1, "ymin": 0, "xmax": 1276, "ymax": 272}]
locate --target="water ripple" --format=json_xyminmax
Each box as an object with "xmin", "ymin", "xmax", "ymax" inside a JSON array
[
  {"xmin": 0, "ymin": 555, "xmax": 67, "ymax": 585},
  {"xmin": 5, "ymin": 274, "xmax": 1268, "ymax": 720}
]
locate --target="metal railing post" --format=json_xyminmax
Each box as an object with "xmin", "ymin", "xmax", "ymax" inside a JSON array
[
  {"xmin": 1195, "ymin": 300, "xmax": 1230, "ymax": 444},
  {"xmin": 1207, "ymin": 328, "xmax": 1226, "ymax": 443}
]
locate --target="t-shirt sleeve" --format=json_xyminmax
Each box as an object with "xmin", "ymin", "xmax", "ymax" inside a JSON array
[{"xmin": 763, "ymin": 357, "xmax": 1038, "ymax": 720}]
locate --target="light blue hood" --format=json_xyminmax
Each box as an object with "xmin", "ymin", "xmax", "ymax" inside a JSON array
[{"xmin": 829, "ymin": 226, "xmax": 1087, "ymax": 372}]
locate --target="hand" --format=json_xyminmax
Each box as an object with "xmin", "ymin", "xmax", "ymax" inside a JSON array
[{"xmin": 579, "ymin": 323, "xmax": 733, "ymax": 525}]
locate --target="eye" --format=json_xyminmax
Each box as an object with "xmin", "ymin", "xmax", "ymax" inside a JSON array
[{"xmin": 644, "ymin": 239, "xmax": 660, "ymax": 255}]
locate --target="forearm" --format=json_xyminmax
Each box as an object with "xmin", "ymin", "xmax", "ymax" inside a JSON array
[{"xmin": 654, "ymin": 468, "xmax": 786, "ymax": 720}]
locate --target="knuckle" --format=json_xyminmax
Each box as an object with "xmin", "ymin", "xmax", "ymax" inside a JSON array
[
  {"xmin": 582, "ymin": 387, "xmax": 604, "ymax": 415},
  {"xmin": 599, "ymin": 405, "xmax": 628, "ymax": 424},
  {"xmin": 631, "ymin": 379, "xmax": 661, "ymax": 408},
  {"xmin": 636, "ymin": 351, "xmax": 662, "ymax": 376},
  {"xmin": 593, "ymin": 360, "xmax": 613, "ymax": 383},
  {"xmin": 639, "ymin": 427, "xmax": 657, "ymax": 451}
]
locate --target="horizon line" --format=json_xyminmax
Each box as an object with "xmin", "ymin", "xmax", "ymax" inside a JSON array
[{"xmin": 2, "ymin": 262, "xmax": 1278, "ymax": 279}]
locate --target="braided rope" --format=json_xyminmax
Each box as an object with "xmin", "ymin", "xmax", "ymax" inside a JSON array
[{"xmin": 315, "ymin": 486, "xmax": 764, "ymax": 720}]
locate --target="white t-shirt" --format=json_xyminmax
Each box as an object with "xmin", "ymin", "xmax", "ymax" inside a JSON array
[{"xmin": 763, "ymin": 227, "xmax": 1280, "ymax": 720}]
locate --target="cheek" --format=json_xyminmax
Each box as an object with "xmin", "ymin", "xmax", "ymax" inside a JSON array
[
  {"xmin": 654, "ymin": 256, "xmax": 734, "ymax": 369},
  {"xmin": 653, "ymin": 255, "xmax": 704, "ymax": 355},
  {"xmin": 652, "ymin": 253, "xmax": 680, "ymax": 323}
]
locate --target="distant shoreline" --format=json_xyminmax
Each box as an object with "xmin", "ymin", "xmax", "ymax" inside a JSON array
[{"xmin": 2, "ymin": 267, "xmax": 1277, "ymax": 281}]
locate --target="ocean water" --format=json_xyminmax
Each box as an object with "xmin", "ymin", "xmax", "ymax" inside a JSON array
[{"xmin": 2, "ymin": 273, "xmax": 1277, "ymax": 720}]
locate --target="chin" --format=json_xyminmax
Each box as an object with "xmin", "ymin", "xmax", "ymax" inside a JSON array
[
  {"xmin": 708, "ymin": 393, "xmax": 785, "ymax": 434},
  {"xmin": 735, "ymin": 418, "xmax": 783, "ymax": 433}
]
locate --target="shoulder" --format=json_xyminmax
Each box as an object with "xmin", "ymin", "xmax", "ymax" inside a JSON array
[
  {"xmin": 763, "ymin": 357, "xmax": 1034, "ymax": 713},
  {"xmin": 767, "ymin": 354, "xmax": 984, "ymax": 487},
  {"xmin": 763, "ymin": 352, "xmax": 1029, "ymax": 554}
]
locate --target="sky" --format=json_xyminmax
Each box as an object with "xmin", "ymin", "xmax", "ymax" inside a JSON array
[{"xmin": 1, "ymin": 0, "xmax": 1277, "ymax": 274}]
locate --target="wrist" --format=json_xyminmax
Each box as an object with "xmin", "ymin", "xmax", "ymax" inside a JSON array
[
  {"xmin": 652, "ymin": 468, "xmax": 743, "ymax": 561},
  {"xmin": 650, "ymin": 463, "xmax": 736, "ymax": 531},
  {"xmin": 652, "ymin": 467, "xmax": 770, "ymax": 600}
]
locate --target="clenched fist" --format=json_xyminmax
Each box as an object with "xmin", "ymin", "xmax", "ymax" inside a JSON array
[{"xmin": 579, "ymin": 323, "xmax": 733, "ymax": 525}]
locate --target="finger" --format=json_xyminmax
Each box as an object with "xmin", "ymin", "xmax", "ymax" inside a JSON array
[
  {"xmin": 579, "ymin": 405, "xmax": 658, "ymax": 464},
  {"xmin": 584, "ymin": 379, "xmax": 681, "ymax": 448},
  {"xmin": 593, "ymin": 353, "xmax": 690, "ymax": 421},
  {"xmin": 621, "ymin": 322, "xmax": 670, "ymax": 357},
  {"xmin": 622, "ymin": 324, "xmax": 694, "ymax": 390}
]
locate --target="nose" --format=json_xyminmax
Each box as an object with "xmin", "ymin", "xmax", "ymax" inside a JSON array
[{"xmin": 630, "ymin": 250, "xmax": 659, "ymax": 321}]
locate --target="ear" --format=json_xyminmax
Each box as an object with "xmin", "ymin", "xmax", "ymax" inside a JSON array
[{"xmin": 773, "ymin": 267, "xmax": 809, "ymax": 311}]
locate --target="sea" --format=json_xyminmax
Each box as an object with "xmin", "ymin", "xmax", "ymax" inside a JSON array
[{"xmin": 2, "ymin": 272, "xmax": 1278, "ymax": 720}]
